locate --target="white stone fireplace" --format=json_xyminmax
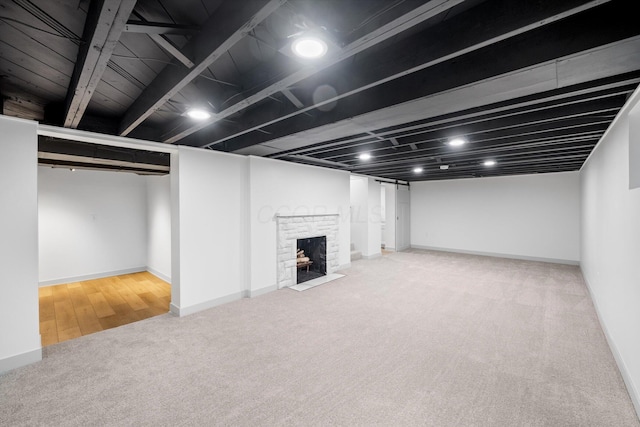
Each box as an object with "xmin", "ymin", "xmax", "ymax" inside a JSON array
[{"xmin": 276, "ymin": 214, "xmax": 340, "ymax": 289}]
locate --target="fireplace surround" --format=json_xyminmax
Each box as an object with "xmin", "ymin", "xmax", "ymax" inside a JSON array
[{"xmin": 276, "ymin": 214, "xmax": 340, "ymax": 289}]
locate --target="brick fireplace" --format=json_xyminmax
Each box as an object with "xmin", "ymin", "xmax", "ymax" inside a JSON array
[{"xmin": 276, "ymin": 214, "xmax": 340, "ymax": 289}]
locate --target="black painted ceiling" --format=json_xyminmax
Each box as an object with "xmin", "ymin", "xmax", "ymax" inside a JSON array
[{"xmin": 1, "ymin": 0, "xmax": 639, "ymax": 180}]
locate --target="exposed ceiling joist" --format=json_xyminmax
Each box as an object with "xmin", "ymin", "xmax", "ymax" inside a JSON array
[
  {"xmin": 38, "ymin": 152, "xmax": 170, "ymax": 172},
  {"xmin": 148, "ymin": 34, "xmax": 194, "ymax": 68},
  {"xmin": 161, "ymin": 0, "xmax": 468, "ymax": 143},
  {"xmin": 63, "ymin": 0, "xmax": 137, "ymax": 128},
  {"xmin": 241, "ymin": 36, "xmax": 640, "ymax": 156},
  {"xmin": 117, "ymin": 0, "xmax": 286, "ymax": 137},
  {"xmin": 199, "ymin": 0, "xmax": 613, "ymax": 150},
  {"xmin": 123, "ymin": 21, "xmax": 199, "ymax": 35},
  {"xmin": 281, "ymin": 88, "xmax": 304, "ymax": 109}
]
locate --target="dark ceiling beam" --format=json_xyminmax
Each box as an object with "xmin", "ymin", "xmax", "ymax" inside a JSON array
[
  {"xmin": 123, "ymin": 21, "xmax": 199, "ymax": 35},
  {"xmin": 118, "ymin": 0, "xmax": 286, "ymax": 136},
  {"xmin": 194, "ymin": 0, "xmax": 613, "ymax": 149},
  {"xmin": 277, "ymin": 76, "xmax": 640, "ymax": 158},
  {"xmin": 232, "ymin": 35, "xmax": 640, "ymax": 157},
  {"xmin": 63, "ymin": 0, "xmax": 137, "ymax": 128},
  {"xmin": 161, "ymin": 0, "xmax": 469, "ymax": 143}
]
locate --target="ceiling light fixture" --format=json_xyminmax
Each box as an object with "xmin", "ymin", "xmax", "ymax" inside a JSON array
[
  {"xmin": 484, "ymin": 160, "xmax": 497, "ymax": 166},
  {"xmin": 413, "ymin": 167, "xmax": 423, "ymax": 173},
  {"xmin": 291, "ymin": 37, "xmax": 328, "ymax": 59},
  {"xmin": 440, "ymin": 165, "xmax": 449, "ymax": 170},
  {"xmin": 358, "ymin": 153, "xmax": 372, "ymax": 161},
  {"xmin": 448, "ymin": 138, "xmax": 466, "ymax": 147},
  {"xmin": 186, "ymin": 108, "xmax": 211, "ymax": 120}
]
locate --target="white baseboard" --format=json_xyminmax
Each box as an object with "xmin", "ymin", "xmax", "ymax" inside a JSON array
[
  {"xmin": 0, "ymin": 347, "xmax": 42, "ymax": 374},
  {"xmin": 363, "ymin": 253, "xmax": 382, "ymax": 259},
  {"xmin": 146, "ymin": 267, "xmax": 171, "ymax": 284},
  {"xmin": 249, "ymin": 285, "xmax": 278, "ymax": 298},
  {"xmin": 169, "ymin": 291, "xmax": 244, "ymax": 317},
  {"xmin": 581, "ymin": 271, "xmax": 640, "ymax": 419},
  {"xmin": 337, "ymin": 262, "xmax": 351, "ymax": 270},
  {"xmin": 39, "ymin": 267, "xmax": 147, "ymax": 287},
  {"xmin": 410, "ymin": 245, "xmax": 579, "ymax": 266}
]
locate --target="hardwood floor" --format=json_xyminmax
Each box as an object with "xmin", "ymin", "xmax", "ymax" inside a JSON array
[{"xmin": 39, "ymin": 272, "xmax": 171, "ymax": 346}]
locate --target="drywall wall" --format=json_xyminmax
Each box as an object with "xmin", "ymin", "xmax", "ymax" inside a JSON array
[
  {"xmin": 171, "ymin": 146, "xmax": 248, "ymax": 314},
  {"xmin": 0, "ymin": 116, "xmax": 41, "ymax": 372},
  {"xmin": 38, "ymin": 167, "xmax": 148, "ymax": 285},
  {"xmin": 581, "ymin": 88, "xmax": 640, "ymax": 416},
  {"xmin": 146, "ymin": 175, "xmax": 171, "ymax": 282},
  {"xmin": 367, "ymin": 178, "xmax": 382, "ymax": 256},
  {"xmin": 249, "ymin": 156, "xmax": 350, "ymax": 294},
  {"xmin": 350, "ymin": 176, "xmax": 368, "ymax": 254},
  {"xmin": 349, "ymin": 176, "xmax": 382, "ymax": 258},
  {"xmin": 383, "ymin": 183, "xmax": 396, "ymax": 250},
  {"xmin": 411, "ymin": 171, "xmax": 580, "ymax": 263}
]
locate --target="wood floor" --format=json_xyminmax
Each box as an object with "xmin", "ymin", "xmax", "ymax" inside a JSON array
[{"xmin": 39, "ymin": 272, "xmax": 171, "ymax": 346}]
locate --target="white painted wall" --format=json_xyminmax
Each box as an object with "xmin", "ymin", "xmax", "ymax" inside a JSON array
[
  {"xmin": 38, "ymin": 167, "xmax": 148, "ymax": 285},
  {"xmin": 249, "ymin": 156, "xmax": 350, "ymax": 294},
  {"xmin": 383, "ymin": 183, "xmax": 396, "ymax": 250},
  {"xmin": 350, "ymin": 176, "xmax": 368, "ymax": 253},
  {"xmin": 171, "ymin": 146, "xmax": 248, "ymax": 314},
  {"xmin": 410, "ymin": 172, "xmax": 581, "ymax": 263},
  {"xmin": 367, "ymin": 179, "xmax": 382, "ymax": 256},
  {"xmin": 146, "ymin": 175, "xmax": 171, "ymax": 282},
  {"xmin": 0, "ymin": 116, "xmax": 41, "ymax": 372},
  {"xmin": 349, "ymin": 176, "xmax": 381, "ymax": 257},
  {"xmin": 396, "ymin": 186, "xmax": 411, "ymax": 251},
  {"xmin": 580, "ymin": 88, "xmax": 640, "ymax": 416}
]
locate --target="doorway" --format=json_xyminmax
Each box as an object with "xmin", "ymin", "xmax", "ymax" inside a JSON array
[{"xmin": 37, "ymin": 139, "xmax": 173, "ymax": 346}]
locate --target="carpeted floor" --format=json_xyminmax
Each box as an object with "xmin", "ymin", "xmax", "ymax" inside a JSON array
[{"xmin": 1, "ymin": 250, "xmax": 638, "ymax": 426}]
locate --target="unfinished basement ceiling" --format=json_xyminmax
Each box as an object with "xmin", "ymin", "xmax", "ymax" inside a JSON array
[{"xmin": 1, "ymin": 0, "xmax": 639, "ymax": 181}]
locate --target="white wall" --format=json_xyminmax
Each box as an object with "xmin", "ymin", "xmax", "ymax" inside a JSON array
[
  {"xmin": 367, "ymin": 179, "xmax": 382, "ymax": 256},
  {"xmin": 0, "ymin": 116, "xmax": 41, "ymax": 372},
  {"xmin": 350, "ymin": 176, "xmax": 368, "ymax": 253},
  {"xmin": 171, "ymin": 147, "xmax": 248, "ymax": 315},
  {"xmin": 411, "ymin": 172, "xmax": 581, "ymax": 263},
  {"xmin": 249, "ymin": 156, "xmax": 351, "ymax": 294},
  {"xmin": 349, "ymin": 176, "xmax": 381, "ymax": 258},
  {"xmin": 146, "ymin": 175, "xmax": 171, "ymax": 282},
  {"xmin": 383, "ymin": 184, "xmax": 396, "ymax": 250},
  {"xmin": 38, "ymin": 167, "xmax": 148, "ymax": 285},
  {"xmin": 581, "ymin": 88, "xmax": 640, "ymax": 416}
]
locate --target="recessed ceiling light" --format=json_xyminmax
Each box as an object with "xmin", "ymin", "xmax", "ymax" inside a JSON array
[
  {"xmin": 448, "ymin": 138, "xmax": 466, "ymax": 146},
  {"xmin": 440, "ymin": 165, "xmax": 449, "ymax": 170},
  {"xmin": 358, "ymin": 153, "xmax": 372, "ymax": 160},
  {"xmin": 413, "ymin": 167, "xmax": 423, "ymax": 173},
  {"xmin": 186, "ymin": 108, "xmax": 211, "ymax": 120},
  {"xmin": 484, "ymin": 160, "xmax": 496, "ymax": 166},
  {"xmin": 292, "ymin": 37, "xmax": 328, "ymax": 59}
]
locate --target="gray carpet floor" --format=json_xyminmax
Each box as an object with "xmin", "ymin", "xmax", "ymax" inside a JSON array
[{"xmin": 1, "ymin": 250, "xmax": 638, "ymax": 426}]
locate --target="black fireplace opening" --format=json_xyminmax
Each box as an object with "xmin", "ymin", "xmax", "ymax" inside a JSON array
[{"xmin": 296, "ymin": 236, "xmax": 327, "ymax": 284}]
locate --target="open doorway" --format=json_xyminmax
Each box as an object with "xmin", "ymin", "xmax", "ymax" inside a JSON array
[{"xmin": 37, "ymin": 137, "xmax": 172, "ymax": 346}]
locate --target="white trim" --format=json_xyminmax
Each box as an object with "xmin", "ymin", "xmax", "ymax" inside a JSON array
[
  {"xmin": 0, "ymin": 348, "xmax": 42, "ymax": 374},
  {"xmin": 581, "ymin": 272, "xmax": 640, "ymax": 419},
  {"xmin": 146, "ymin": 267, "xmax": 171, "ymax": 284},
  {"xmin": 410, "ymin": 245, "xmax": 579, "ymax": 265},
  {"xmin": 39, "ymin": 267, "xmax": 147, "ymax": 287},
  {"xmin": 249, "ymin": 285, "xmax": 278, "ymax": 298},
  {"xmin": 363, "ymin": 253, "xmax": 382, "ymax": 260},
  {"xmin": 169, "ymin": 291, "xmax": 245, "ymax": 317}
]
